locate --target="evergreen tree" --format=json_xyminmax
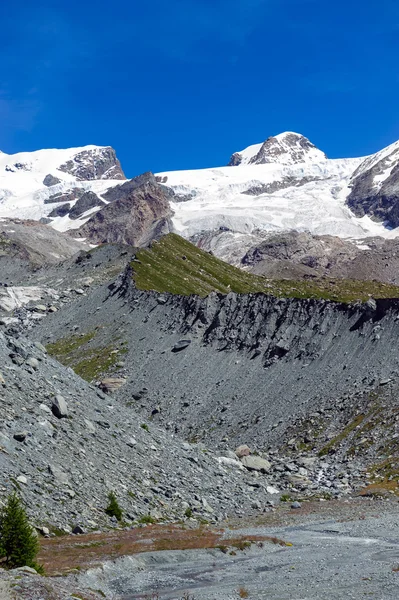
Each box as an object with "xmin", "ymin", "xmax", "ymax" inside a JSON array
[
  {"xmin": 105, "ymin": 491, "xmax": 123, "ymax": 521},
  {"xmin": 0, "ymin": 492, "xmax": 39, "ymax": 569}
]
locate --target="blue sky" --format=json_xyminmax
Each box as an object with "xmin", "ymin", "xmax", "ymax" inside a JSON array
[{"xmin": 1, "ymin": 0, "xmax": 399, "ymax": 176}]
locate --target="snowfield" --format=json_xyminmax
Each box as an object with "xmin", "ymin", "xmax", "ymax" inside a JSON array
[{"xmin": 159, "ymin": 157, "xmax": 396, "ymax": 240}]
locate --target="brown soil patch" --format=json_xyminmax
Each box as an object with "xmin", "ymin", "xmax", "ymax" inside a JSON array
[{"xmin": 38, "ymin": 524, "xmax": 287, "ymax": 576}]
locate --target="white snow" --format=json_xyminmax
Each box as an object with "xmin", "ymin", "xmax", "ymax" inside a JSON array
[
  {"xmin": 158, "ymin": 156, "xmax": 395, "ymax": 241},
  {"xmin": 0, "ymin": 145, "xmax": 119, "ymax": 224}
]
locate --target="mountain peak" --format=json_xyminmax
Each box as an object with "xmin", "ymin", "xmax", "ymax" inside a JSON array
[{"xmin": 228, "ymin": 132, "xmax": 327, "ymax": 166}]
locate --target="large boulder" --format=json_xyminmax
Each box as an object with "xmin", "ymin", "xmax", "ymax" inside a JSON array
[
  {"xmin": 240, "ymin": 456, "xmax": 271, "ymax": 473},
  {"xmin": 52, "ymin": 395, "xmax": 68, "ymax": 419}
]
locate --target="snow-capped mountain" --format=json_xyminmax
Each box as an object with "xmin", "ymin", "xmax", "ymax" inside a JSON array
[
  {"xmin": 3, "ymin": 132, "xmax": 399, "ymax": 255},
  {"xmin": 228, "ymin": 132, "xmax": 327, "ymax": 166},
  {"xmin": 0, "ymin": 145, "xmax": 125, "ymax": 232}
]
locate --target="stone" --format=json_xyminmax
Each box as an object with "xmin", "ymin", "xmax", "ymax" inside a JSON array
[
  {"xmin": 0, "ymin": 372, "xmax": 5, "ymax": 385},
  {"xmin": 25, "ymin": 357, "xmax": 39, "ymax": 370},
  {"xmin": 13, "ymin": 431, "xmax": 27, "ymax": 442},
  {"xmin": 291, "ymin": 501, "xmax": 302, "ymax": 509},
  {"xmin": 202, "ymin": 498, "xmax": 214, "ymax": 513},
  {"xmin": 72, "ymin": 525, "xmax": 85, "ymax": 535},
  {"xmin": 39, "ymin": 526, "xmax": 50, "ymax": 535},
  {"xmin": 99, "ymin": 378, "xmax": 126, "ymax": 393},
  {"xmin": 84, "ymin": 419, "xmax": 96, "ymax": 433},
  {"xmin": 171, "ymin": 340, "xmax": 191, "ymax": 353},
  {"xmin": 48, "ymin": 464, "xmax": 69, "ymax": 485},
  {"xmin": 11, "ymin": 565, "xmax": 38, "ymax": 574},
  {"xmin": 266, "ymin": 485, "xmax": 280, "ymax": 494},
  {"xmin": 43, "ymin": 174, "xmax": 61, "ymax": 187},
  {"xmin": 17, "ymin": 475, "xmax": 27, "ymax": 485},
  {"xmin": 11, "ymin": 355, "xmax": 24, "ymax": 366},
  {"xmin": 52, "ymin": 395, "xmax": 68, "ymax": 419},
  {"xmin": 235, "ymin": 445, "xmax": 251, "ymax": 458},
  {"xmin": 34, "ymin": 305, "xmax": 47, "ymax": 313},
  {"xmin": 240, "ymin": 456, "xmax": 271, "ymax": 473},
  {"xmin": 126, "ymin": 437, "xmax": 137, "ymax": 448}
]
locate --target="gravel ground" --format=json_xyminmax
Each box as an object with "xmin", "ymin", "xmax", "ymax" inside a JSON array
[{"xmin": 72, "ymin": 499, "xmax": 399, "ymax": 599}]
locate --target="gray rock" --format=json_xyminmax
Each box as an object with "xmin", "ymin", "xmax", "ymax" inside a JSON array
[
  {"xmin": 52, "ymin": 395, "xmax": 68, "ymax": 419},
  {"xmin": 235, "ymin": 445, "xmax": 251, "ymax": 458},
  {"xmin": 72, "ymin": 525, "xmax": 85, "ymax": 535},
  {"xmin": 172, "ymin": 340, "xmax": 191, "ymax": 353},
  {"xmin": 13, "ymin": 431, "xmax": 27, "ymax": 442},
  {"xmin": 291, "ymin": 501, "xmax": 302, "ymax": 509},
  {"xmin": 43, "ymin": 174, "xmax": 61, "ymax": 187},
  {"xmin": 240, "ymin": 456, "xmax": 271, "ymax": 473},
  {"xmin": 25, "ymin": 357, "xmax": 39, "ymax": 370}
]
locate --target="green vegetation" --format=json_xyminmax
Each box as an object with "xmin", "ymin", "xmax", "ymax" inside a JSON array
[
  {"xmin": 131, "ymin": 233, "xmax": 399, "ymax": 302},
  {"xmin": 0, "ymin": 492, "xmax": 42, "ymax": 572},
  {"xmin": 46, "ymin": 331, "xmax": 127, "ymax": 382},
  {"xmin": 318, "ymin": 414, "xmax": 365, "ymax": 457},
  {"xmin": 279, "ymin": 494, "xmax": 293, "ymax": 502},
  {"xmin": 140, "ymin": 423, "xmax": 150, "ymax": 432},
  {"xmin": 184, "ymin": 507, "xmax": 193, "ymax": 519},
  {"xmin": 105, "ymin": 491, "xmax": 123, "ymax": 522},
  {"xmin": 138, "ymin": 514, "xmax": 157, "ymax": 525}
]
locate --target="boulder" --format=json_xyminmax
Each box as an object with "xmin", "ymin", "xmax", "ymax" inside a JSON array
[
  {"xmin": 52, "ymin": 395, "xmax": 68, "ymax": 419},
  {"xmin": 172, "ymin": 340, "xmax": 191, "ymax": 353},
  {"xmin": 235, "ymin": 445, "xmax": 251, "ymax": 458},
  {"xmin": 13, "ymin": 431, "xmax": 27, "ymax": 442},
  {"xmin": 99, "ymin": 378, "xmax": 126, "ymax": 393},
  {"xmin": 26, "ymin": 357, "xmax": 39, "ymax": 370},
  {"xmin": 240, "ymin": 456, "xmax": 271, "ymax": 473}
]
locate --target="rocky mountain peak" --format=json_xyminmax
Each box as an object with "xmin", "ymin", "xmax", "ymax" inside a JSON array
[
  {"xmin": 228, "ymin": 132, "xmax": 327, "ymax": 166},
  {"xmin": 57, "ymin": 146, "xmax": 126, "ymax": 181}
]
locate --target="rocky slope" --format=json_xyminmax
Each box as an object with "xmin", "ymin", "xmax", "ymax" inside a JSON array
[
  {"xmin": 74, "ymin": 172, "xmax": 174, "ymax": 246},
  {"xmin": 347, "ymin": 138, "xmax": 399, "ymax": 227},
  {"xmin": 17, "ymin": 235, "xmax": 399, "ymax": 502},
  {"xmin": 0, "ymin": 145, "xmax": 126, "ymax": 232},
  {"xmin": 241, "ymin": 230, "xmax": 399, "ymax": 285}
]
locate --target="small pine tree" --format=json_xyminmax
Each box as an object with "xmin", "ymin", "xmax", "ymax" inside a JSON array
[
  {"xmin": 105, "ymin": 491, "xmax": 123, "ymax": 521},
  {"xmin": 0, "ymin": 492, "xmax": 39, "ymax": 569}
]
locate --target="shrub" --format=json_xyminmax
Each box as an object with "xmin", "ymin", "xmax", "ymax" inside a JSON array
[
  {"xmin": 184, "ymin": 507, "xmax": 193, "ymax": 519},
  {"xmin": 0, "ymin": 492, "xmax": 41, "ymax": 570},
  {"xmin": 138, "ymin": 514, "xmax": 157, "ymax": 525},
  {"xmin": 105, "ymin": 491, "xmax": 123, "ymax": 521}
]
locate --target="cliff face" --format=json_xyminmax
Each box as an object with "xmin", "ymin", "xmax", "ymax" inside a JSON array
[
  {"xmin": 33, "ymin": 262, "xmax": 399, "ymax": 451},
  {"xmin": 75, "ymin": 172, "xmax": 173, "ymax": 246}
]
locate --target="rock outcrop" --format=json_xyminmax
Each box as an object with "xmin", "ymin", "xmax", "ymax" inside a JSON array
[
  {"xmin": 58, "ymin": 146, "xmax": 126, "ymax": 181},
  {"xmin": 75, "ymin": 172, "xmax": 174, "ymax": 246},
  {"xmin": 347, "ymin": 140, "xmax": 399, "ymax": 227}
]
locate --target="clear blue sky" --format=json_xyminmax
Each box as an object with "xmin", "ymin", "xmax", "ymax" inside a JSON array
[{"xmin": 1, "ymin": 0, "xmax": 399, "ymax": 177}]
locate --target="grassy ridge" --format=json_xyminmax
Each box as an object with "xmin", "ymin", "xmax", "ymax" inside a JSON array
[{"xmin": 131, "ymin": 233, "xmax": 399, "ymax": 302}]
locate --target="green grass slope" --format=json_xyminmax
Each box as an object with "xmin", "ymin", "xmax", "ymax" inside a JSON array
[{"xmin": 131, "ymin": 233, "xmax": 399, "ymax": 302}]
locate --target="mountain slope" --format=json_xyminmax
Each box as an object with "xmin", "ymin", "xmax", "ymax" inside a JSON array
[{"xmin": 0, "ymin": 145, "xmax": 125, "ymax": 232}]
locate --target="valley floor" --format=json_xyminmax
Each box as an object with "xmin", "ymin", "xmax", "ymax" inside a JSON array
[
  {"xmin": 5, "ymin": 497, "xmax": 397, "ymax": 600},
  {"xmin": 71, "ymin": 497, "xmax": 399, "ymax": 599}
]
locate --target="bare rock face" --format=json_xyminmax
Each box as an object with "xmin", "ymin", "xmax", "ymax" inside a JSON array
[
  {"xmin": 242, "ymin": 230, "xmax": 399, "ymax": 286},
  {"xmin": 347, "ymin": 150, "xmax": 399, "ymax": 227},
  {"xmin": 68, "ymin": 191, "xmax": 105, "ymax": 220},
  {"xmin": 0, "ymin": 218, "xmax": 89, "ymax": 266},
  {"xmin": 228, "ymin": 132, "xmax": 326, "ymax": 166},
  {"xmin": 43, "ymin": 174, "xmax": 61, "ymax": 187},
  {"xmin": 75, "ymin": 172, "xmax": 174, "ymax": 246},
  {"xmin": 58, "ymin": 147, "xmax": 126, "ymax": 181}
]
